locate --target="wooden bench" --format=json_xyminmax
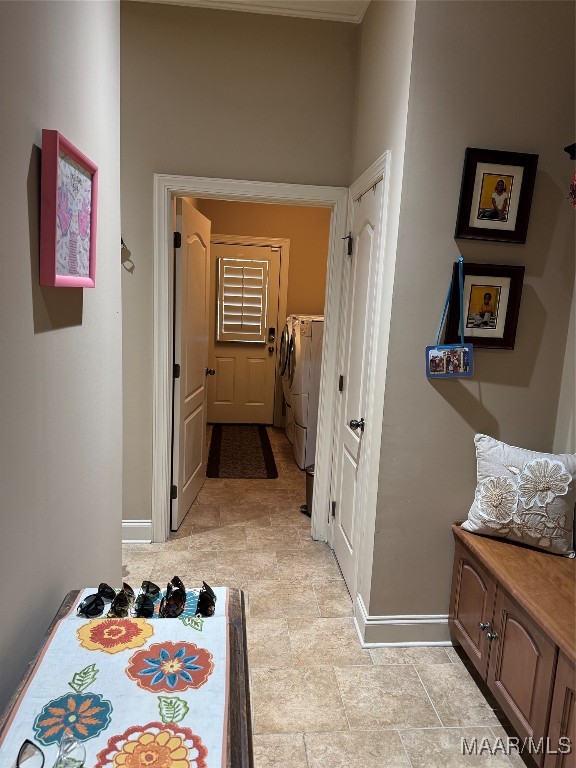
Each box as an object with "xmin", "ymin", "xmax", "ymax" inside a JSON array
[{"xmin": 450, "ymin": 524, "xmax": 575, "ymax": 767}]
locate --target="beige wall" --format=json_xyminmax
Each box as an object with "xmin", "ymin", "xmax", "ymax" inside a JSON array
[
  {"xmin": 350, "ymin": 0, "xmax": 416, "ymax": 183},
  {"xmin": 347, "ymin": 0, "xmax": 417, "ymax": 608},
  {"xmin": 196, "ymin": 199, "xmax": 331, "ymax": 316},
  {"xmin": 121, "ymin": 2, "xmax": 358, "ymax": 522},
  {"xmin": 368, "ymin": 0, "xmax": 575, "ymax": 621},
  {"xmin": 0, "ymin": 1, "xmax": 122, "ymax": 708},
  {"xmin": 554, "ymin": 287, "xmax": 575, "ymax": 453}
]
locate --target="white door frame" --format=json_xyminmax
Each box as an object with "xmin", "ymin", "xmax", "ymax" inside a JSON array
[
  {"xmin": 210, "ymin": 233, "xmax": 290, "ymax": 428},
  {"xmin": 152, "ymin": 174, "xmax": 348, "ymax": 543}
]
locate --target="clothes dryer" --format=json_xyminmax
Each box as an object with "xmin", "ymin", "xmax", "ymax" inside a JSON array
[{"xmin": 288, "ymin": 315, "xmax": 324, "ymax": 469}]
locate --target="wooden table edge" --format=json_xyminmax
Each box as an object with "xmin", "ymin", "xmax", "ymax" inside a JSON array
[{"xmin": 227, "ymin": 589, "xmax": 254, "ymax": 768}]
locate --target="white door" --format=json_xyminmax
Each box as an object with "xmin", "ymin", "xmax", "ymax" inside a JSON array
[
  {"xmin": 171, "ymin": 199, "xmax": 211, "ymax": 531},
  {"xmin": 207, "ymin": 242, "xmax": 280, "ymax": 423},
  {"xmin": 331, "ymin": 177, "xmax": 385, "ymax": 595}
]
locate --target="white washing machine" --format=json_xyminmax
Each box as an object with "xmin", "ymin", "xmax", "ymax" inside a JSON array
[
  {"xmin": 288, "ymin": 315, "xmax": 324, "ymax": 469},
  {"xmin": 278, "ymin": 316, "xmax": 295, "ymax": 444}
]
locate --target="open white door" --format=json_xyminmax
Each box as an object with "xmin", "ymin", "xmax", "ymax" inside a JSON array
[
  {"xmin": 331, "ymin": 171, "xmax": 387, "ymax": 597},
  {"xmin": 171, "ymin": 199, "xmax": 211, "ymax": 531}
]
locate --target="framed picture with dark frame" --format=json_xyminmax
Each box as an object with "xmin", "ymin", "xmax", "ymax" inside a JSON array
[
  {"xmin": 445, "ymin": 262, "xmax": 525, "ymax": 349},
  {"xmin": 454, "ymin": 148, "xmax": 538, "ymax": 243},
  {"xmin": 40, "ymin": 129, "xmax": 98, "ymax": 287}
]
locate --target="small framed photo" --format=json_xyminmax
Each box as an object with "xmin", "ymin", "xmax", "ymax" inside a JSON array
[
  {"xmin": 454, "ymin": 148, "xmax": 538, "ymax": 243},
  {"xmin": 40, "ymin": 129, "xmax": 98, "ymax": 287},
  {"xmin": 426, "ymin": 344, "xmax": 474, "ymax": 378},
  {"xmin": 445, "ymin": 262, "xmax": 525, "ymax": 349}
]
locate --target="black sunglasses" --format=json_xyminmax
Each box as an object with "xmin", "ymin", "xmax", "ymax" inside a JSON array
[
  {"xmin": 158, "ymin": 576, "xmax": 186, "ymax": 618},
  {"xmin": 16, "ymin": 740, "xmax": 44, "ymax": 767},
  {"xmin": 133, "ymin": 580, "xmax": 161, "ymax": 618},
  {"xmin": 196, "ymin": 581, "xmax": 217, "ymax": 617},
  {"xmin": 77, "ymin": 583, "xmax": 116, "ymax": 618},
  {"xmin": 106, "ymin": 582, "xmax": 136, "ymax": 618}
]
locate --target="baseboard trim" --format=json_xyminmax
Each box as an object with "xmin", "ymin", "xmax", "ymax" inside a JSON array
[
  {"xmin": 354, "ymin": 594, "xmax": 451, "ymax": 646},
  {"xmin": 122, "ymin": 519, "xmax": 153, "ymax": 543}
]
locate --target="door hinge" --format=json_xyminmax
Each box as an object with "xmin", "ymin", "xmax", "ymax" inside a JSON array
[
  {"xmin": 173, "ymin": 231, "xmax": 182, "ymax": 249},
  {"xmin": 338, "ymin": 375, "xmax": 344, "ymax": 392},
  {"xmin": 342, "ymin": 232, "xmax": 353, "ymax": 256},
  {"xmin": 173, "ymin": 363, "xmax": 181, "ymax": 379},
  {"xmin": 331, "ymin": 500, "xmax": 336, "ymax": 518},
  {"xmin": 171, "ymin": 485, "xmax": 177, "ymax": 500}
]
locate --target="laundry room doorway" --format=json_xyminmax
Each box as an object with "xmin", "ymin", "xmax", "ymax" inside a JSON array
[
  {"xmin": 152, "ymin": 175, "xmax": 348, "ymax": 543},
  {"xmin": 196, "ymin": 197, "xmax": 333, "ymax": 435}
]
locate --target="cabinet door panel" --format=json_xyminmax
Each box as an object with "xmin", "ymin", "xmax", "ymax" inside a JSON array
[
  {"xmin": 449, "ymin": 540, "xmax": 496, "ymax": 678},
  {"xmin": 488, "ymin": 588, "xmax": 556, "ymax": 766},
  {"xmin": 544, "ymin": 653, "xmax": 576, "ymax": 768},
  {"xmin": 499, "ymin": 616, "xmax": 541, "ymax": 718}
]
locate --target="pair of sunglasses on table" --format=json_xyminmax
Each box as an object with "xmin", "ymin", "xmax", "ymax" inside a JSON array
[
  {"xmin": 158, "ymin": 578, "xmax": 217, "ymax": 618},
  {"xmin": 76, "ymin": 578, "xmax": 216, "ymax": 619},
  {"xmin": 76, "ymin": 581, "xmax": 158, "ymax": 619},
  {"xmin": 15, "ymin": 728, "xmax": 84, "ymax": 767}
]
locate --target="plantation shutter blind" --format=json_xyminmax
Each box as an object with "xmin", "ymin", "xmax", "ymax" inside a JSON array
[{"xmin": 217, "ymin": 257, "xmax": 269, "ymax": 343}]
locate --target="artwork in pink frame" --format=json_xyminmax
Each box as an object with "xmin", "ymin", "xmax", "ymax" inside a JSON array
[{"xmin": 40, "ymin": 129, "xmax": 98, "ymax": 288}]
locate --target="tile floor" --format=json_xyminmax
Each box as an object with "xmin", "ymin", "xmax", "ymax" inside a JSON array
[{"xmin": 123, "ymin": 427, "xmax": 527, "ymax": 767}]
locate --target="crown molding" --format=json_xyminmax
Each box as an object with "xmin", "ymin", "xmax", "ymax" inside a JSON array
[{"xmin": 128, "ymin": 0, "xmax": 370, "ymax": 24}]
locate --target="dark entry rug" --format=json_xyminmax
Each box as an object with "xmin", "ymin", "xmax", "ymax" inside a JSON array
[{"xmin": 206, "ymin": 424, "xmax": 278, "ymax": 479}]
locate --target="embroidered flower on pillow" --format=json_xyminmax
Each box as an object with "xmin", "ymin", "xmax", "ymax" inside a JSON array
[
  {"xmin": 462, "ymin": 435, "xmax": 576, "ymax": 557},
  {"xmin": 475, "ymin": 476, "xmax": 517, "ymax": 527},
  {"xmin": 517, "ymin": 458, "xmax": 571, "ymax": 508}
]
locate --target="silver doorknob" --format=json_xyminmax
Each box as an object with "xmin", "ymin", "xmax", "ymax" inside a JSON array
[
  {"xmin": 349, "ymin": 418, "xmax": 365, "ymax": 432},
  {"xmin": 478, "ymin": 622, "xmax": 491, "ymax": 631},
  {"xmin": 486, "ymin": 631, "xmax": 499, "ymax": 641},
  {"xmin": 205, "ymin": 368, "xmax": 215, "ymax": 376}
]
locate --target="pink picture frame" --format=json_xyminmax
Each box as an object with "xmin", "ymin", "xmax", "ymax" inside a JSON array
[{"xmin": 40, "ymin": 129, "xmax": 98, "ymax": 288}]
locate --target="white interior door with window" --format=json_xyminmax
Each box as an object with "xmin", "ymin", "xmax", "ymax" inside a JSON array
[
  {"xmin": 331, "ymin": 172, "xmax": 387, "ymax": 597},
  {"xmin": 207, "ymin": 242, "xmax": 280, "ymax": 423},
  {"xmin": 171, "ymin": 199, "xmax": 211, "ymax": 531}
]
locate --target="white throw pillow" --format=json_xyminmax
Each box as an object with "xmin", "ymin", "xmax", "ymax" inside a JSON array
[{"xmin": 462, "ymin": 434, "xmax": 576, "ymax": 557}]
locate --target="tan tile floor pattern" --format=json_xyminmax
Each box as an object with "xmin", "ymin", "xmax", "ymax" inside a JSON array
[{"xmin": 123, "ymin": 428, "xmax": 523, "ymax": 767}]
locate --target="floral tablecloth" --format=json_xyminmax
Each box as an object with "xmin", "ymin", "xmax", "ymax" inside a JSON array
[{"xmin": 0, "ymin": 588, "xmax": 230, "ymax": 768}]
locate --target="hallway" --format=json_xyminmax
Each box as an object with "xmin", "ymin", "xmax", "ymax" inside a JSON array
[{"xmin": 122, "ymin": 428, "xmax": 520, "ymax": 768}]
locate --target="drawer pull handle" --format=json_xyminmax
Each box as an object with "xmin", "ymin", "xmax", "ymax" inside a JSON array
[
  {"xmin": 478, "ymin": 622, "xmax": 491, "ymax": 631},
  {"xmin": 486, "ymin": 631, "xmax": 499, "ymax": 641}
]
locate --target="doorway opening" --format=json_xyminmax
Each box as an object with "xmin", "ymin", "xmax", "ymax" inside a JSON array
[
  {"xmin": 195, "ymin": 197, "xmax": 332, "ymax": 429},
  {"xmin": 152, "ymin": 174, "xmax": 349, "ymax": 544},
  {"xmin": 171, "ymin": 197, "xmax": 333, "ymax": 531}
]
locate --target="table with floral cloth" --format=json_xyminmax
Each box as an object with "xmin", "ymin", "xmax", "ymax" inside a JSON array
[{"xmin": 0, "ymin": 588, "xmax": 252, "ymax": 768}]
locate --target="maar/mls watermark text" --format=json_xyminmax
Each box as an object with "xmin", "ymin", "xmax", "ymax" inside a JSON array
[{"xmin": 462, "ymin": 736, "xmax": 572, "ymax": 757}]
